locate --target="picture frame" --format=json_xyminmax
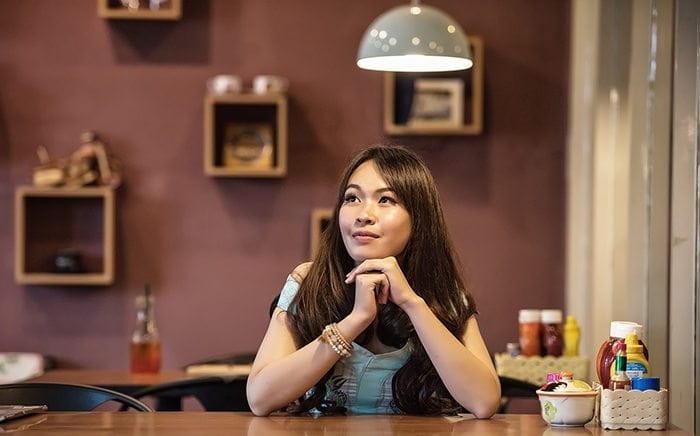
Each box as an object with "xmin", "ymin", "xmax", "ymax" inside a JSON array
[
  {"xmin": 309, "ymin": 208, "xmax": 333, "ymax": 260},
  {"xmin": 221, "ymin": 123, "xmax": 274, "ymax": 171},
  {"xmin": 407, "ymin": 78, "xmax": 464, "ymax": 128}
]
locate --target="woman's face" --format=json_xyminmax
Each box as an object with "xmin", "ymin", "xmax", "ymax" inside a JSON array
[{"xmin": 339, "ymin": 160, "xmax": 412, "ymax": 265}]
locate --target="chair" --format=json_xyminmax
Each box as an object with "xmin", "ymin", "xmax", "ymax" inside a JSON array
[
  {"xmin": 0, "ymin": 382, "xmax": 152, "ymax": 412},
  {"xmin": 127, "ymin": 376, "xmax": 249, "ymax": 411},
  {"xmin": 498, "ymin": 376, "xmax": 539, "ymax": 413}
]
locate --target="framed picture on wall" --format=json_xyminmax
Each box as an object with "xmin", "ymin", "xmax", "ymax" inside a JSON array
[
  {"xmin": 221, "ymin": 123, "xmax": 274, "ymax": 170},
  {"xmin": 309, "ymin": 208, "xmax": 333, "ymax": 260},
  {"xmin": 407, "ymin": 78, "xmax": 465, "ymax": 128}
]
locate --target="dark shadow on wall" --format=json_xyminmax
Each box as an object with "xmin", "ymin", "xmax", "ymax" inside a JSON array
[{"xmin": 105, "ymin": 0, "xmax": 212, "ymax": 64}]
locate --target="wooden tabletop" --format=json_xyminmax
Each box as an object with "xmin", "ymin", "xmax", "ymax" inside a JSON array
[{"xmin": 0, "ymin": 412, "xmax": 691, "ymax": 435}]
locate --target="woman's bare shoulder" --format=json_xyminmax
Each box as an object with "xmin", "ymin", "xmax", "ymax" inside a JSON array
[{"xmin": 290, "ymin": 262, "xmax": 313, "ymax": 283}]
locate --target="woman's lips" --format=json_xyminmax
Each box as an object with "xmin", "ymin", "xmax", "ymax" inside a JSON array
[{"xmin": 352, "ymin": 231, "xmax": 379, "ymax": 242}]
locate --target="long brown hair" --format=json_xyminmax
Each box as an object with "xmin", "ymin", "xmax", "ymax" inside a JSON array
[{"xmin": 287, "ymin": 145, "xmax": 477, "ymax": 414}]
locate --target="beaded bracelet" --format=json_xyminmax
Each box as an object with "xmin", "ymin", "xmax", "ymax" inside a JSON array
[
  {"xmin": 321, "ymin": 323, "xmax": 352, "ymax": 358},
  {"xmin": 329, "ymin": 323, "xmax": 351, "ymax": 350}
]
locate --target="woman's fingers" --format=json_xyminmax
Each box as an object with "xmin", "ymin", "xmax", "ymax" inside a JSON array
[
  {"xmin": 354, "ymin": 272, "xmax": 389, "ymax": 305},
  {"xmin": 345, "ymin": 258, "xmax": 397, "ymax": 283},
  {"xmin": 376, "ymin": 281, "xmax": 389, "ymax": 305}
]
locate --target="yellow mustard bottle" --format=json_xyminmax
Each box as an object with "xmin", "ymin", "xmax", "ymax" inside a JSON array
[
  {"xmin": 623, "ymin": 332, "xmax": 650, "ymax": 380},
  {"xmin": 563, "ymin": 315, "xmax": 580, "ymax": 357}
]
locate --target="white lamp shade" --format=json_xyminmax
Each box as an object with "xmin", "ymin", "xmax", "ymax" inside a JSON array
[{"xmin": 357, "ymin": 4, "xmax": 472, "ymax": 72}]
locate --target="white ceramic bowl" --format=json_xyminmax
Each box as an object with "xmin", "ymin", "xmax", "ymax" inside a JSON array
[{"xmin": 536, "ymin": 389, "xmax": 598, "ymax": 427}]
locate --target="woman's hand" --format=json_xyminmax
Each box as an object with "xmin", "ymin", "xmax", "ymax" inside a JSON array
[
  {"xmin": 345, "ymin": 257, "xmax": 422, "ymax": 311},
  {"xmin": 350, "ymin": 271, "xmax": 388, "ymax": 325}
]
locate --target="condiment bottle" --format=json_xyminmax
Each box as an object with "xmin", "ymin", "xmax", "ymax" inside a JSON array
[
  {"xmin": 506, "ymin": 342, "xmax": 521, "ymax": 357},
  {"xmin": 563, "ymin": 315, "xmax": 581, "ymax": 357},
  {"xmin": 623, "ymin": 332, "xmax": 651, "ymax": 379},
  {"xmin": 130, "ymin": 284, "xmax": 162, "ymax": 373},
  {"xmin": 595, "ymin": 321, "xmax": 647, "ymax": 388},
  {"xmin": 609, "ymin": 343, "xmax": 631, "ymax": 390},
  {"xmin": 541, "ymin": 309, "xmax": 564, "ymax": 357},
  {"xmin": 518, "ymin": 309, "xmax": 541, "ymax": 356}
]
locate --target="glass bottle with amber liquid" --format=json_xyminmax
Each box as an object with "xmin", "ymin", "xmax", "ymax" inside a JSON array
[{"xmin": 130, "ymin": 284, "xmax": 161, "ymax": 373}]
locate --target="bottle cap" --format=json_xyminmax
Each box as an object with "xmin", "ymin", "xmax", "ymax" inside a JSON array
[
  {"xmin": 624, "ymin": 333, "xmax": 644, "ymax": 354},
  {"xmin": 610, "ymin": 321, "xmax": 644, "ymax": 340},
  {"xmin": 627, "ymin": 343, "xmax": 643, "ymax": 354},
  {"xmin": 541, "ymin": 309, "xmax": 562, "ymax": 324},
  {"xmin": 518, "ymin": 309, "xmax": 541, "ymax": 323},
  {"xmin": 631, "ymin": 377, "xmax": 660, "ymax": 391}
]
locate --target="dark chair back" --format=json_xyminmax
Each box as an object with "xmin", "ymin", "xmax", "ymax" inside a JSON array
[
  {"xmin": 0, "ymin": 382, "xmax": 152, "ymax": 412},
  {"xmin": 128, "ymin": 376, "xmax": 249, "ymax": 411},
  {"xmin": 498, "ymin": 376, "xmax": 539, "ymax": 413}
]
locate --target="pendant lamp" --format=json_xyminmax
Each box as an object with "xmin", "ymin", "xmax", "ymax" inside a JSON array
[{"xmin": 356, "ymin": 0, "xmax": 472, "ymax": 72}]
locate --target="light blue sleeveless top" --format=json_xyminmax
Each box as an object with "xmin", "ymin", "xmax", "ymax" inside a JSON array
[{"xmin": 277, "ymin": 275, "xmax": 410, "ymax": 414}]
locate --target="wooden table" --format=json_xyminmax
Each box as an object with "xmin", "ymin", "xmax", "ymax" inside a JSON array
[
  {"xmin": 0, "ymin": 412, "xmax": 691, "ymax": 435},
  {"xmin": 31, "ymin": 370, "xmax": 196, "ymax": 395}
]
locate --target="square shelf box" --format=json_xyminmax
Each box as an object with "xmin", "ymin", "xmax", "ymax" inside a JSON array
[
  {"xmin": 15, "ymin": 186, "xmax": 115, "ymax": 286},
  {"xmin": 383, "ymin": 35, "xmax": 484, "ymax": 136},
  {"xmin": 98, "ymin": 0, "xmax": 182, "ymax": 20},
  {"xmin": 204, "ymin": 93, "xmax": 287, "ymax": 178}
]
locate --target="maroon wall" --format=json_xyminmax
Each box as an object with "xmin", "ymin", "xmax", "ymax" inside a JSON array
[{"xmin": 0, "ymin": 0, "xmax": 569, "ymax": 370}]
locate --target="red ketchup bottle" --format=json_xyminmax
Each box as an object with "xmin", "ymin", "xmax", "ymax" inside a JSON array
[{"xmin": 595, "ymin": 321, "xmax": 648, "ymax": 388}]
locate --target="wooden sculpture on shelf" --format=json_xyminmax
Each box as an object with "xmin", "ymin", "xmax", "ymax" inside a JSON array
[{"xmin": 32, "ymin": 131, "xmax": 122, "ymax": 189}]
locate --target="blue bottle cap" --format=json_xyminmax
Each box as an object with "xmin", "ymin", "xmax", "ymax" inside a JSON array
[{"xmin": 631, "ymin": 376, "xmax": 660, "ymax": 391}]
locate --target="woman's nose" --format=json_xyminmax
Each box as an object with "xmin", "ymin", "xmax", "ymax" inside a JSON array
[{"xmin": 355, "ymin": 204, "xmax": 376, "ymax": 224}]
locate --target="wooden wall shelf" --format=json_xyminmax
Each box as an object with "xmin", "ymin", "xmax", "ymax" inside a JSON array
[
  {"xmin": 15, "ymin": 186, "xmax": 115, "ymax": 286},
  {"xmin": 204, "ymin": 93, "xmax": 288, "ymax": 178},
  {"xmin": 97, "ymin": 0, "xmax": 182, "ymax": 20},
  {"xmin": 309, "ymin": 208, "xmax": 332, "ymax": 260},
  {"xmin": 383, "ymin": 35, "xmax": 484, "ymax": 136}
]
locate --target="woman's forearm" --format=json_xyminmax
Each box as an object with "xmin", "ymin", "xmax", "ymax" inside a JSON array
[
  {"xmin": 401, "ymin": 298, "xmax": 501, "ymax": 418},
  {"xmin": 246, "ymin": 312, "xmax": 370, "ymax": 416}
]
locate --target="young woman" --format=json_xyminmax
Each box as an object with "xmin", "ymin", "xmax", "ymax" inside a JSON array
[{"xmin": 246, "ymin": 145, "xmax": 500, "ymax": 417}]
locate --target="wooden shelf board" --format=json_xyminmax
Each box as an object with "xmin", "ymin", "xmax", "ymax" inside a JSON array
[{"xmin": 15, "ymin": 273, "xmax": 114, "ymax": 286}]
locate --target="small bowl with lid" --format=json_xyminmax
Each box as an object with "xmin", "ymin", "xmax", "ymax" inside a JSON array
[{"xmin": 536, "ymin": 372, "xmax": 598, "ymax": 427}]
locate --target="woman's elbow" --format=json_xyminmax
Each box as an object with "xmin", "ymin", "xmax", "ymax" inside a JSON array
[
  {"xmin": 247, "ymin": 392, "xmax": 274, "ymax": 416},
  {"xmin": 470, "ymin": 401, "xmax": 499, "ymax": 419},
  {"xmin": 463, "ymin": 391, "xmax": 501, "ymax": 419},
  {"xmin": 248, "ymin": 402, "xmax": 271, "ymax": 417},
  {"xmin": 246, "ymin": 381, "xmax": 272, "ymax": 416}
]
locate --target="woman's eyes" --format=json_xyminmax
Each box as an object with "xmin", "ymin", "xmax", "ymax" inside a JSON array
[{"xmin": 343, "ymin": 193, "xmax": 398, "ymax": 204}]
